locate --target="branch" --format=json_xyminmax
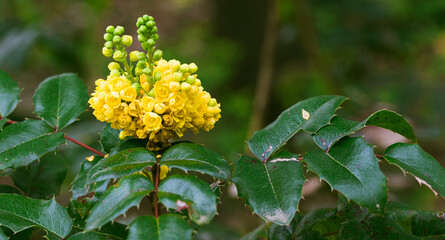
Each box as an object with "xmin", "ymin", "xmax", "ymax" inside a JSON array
[{"xmin": 3, "ymin": 118, "xmax": 106, "ymax": 157}]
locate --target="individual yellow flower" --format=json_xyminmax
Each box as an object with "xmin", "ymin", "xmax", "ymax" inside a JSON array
[
  {"xmin": 121, "ymin": 86, "xmax": 137, "ymax": 102},
  {"xmin": 143, "ymin": 112, "xmax": 162, "ymax": 131},
  {"xmin": 154, "ymin": 82, "xmax": 170, "ymax": 102},
  {"xmin": 168, "ymin": 92, "xmax": 186, "ymax": 111},
  {"xmin": 105, "ymin": 92, "xmax": 121, "ymax": 108},
  {"xmin": 141, "ymin": 96, "xmax": 155, "ymax": 112}
]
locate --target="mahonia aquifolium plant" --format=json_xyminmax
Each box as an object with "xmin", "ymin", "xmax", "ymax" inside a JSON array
[{"xmin": 89, "ymin": 15, "xmax": 221, "ymax": 150}]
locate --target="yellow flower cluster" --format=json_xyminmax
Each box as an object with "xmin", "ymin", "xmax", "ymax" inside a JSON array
[{"xmin": 89, "ymin": 59, "xmax": 221, "ymax": 150}]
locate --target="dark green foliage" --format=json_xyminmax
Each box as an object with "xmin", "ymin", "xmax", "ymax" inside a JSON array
[{"xmin": 0, "ymin": 70, "xmax": 21, "ymax": 118}]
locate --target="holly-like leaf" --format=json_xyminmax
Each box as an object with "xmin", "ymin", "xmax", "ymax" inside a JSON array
[
  {"xmin": 71, "ymin": 156, "xmax": 108, "ymax": 201},
  {"xmin": 0, "ymin": 120, "xmax": 65, "ymax": 170},
  {"xmin": 0, "ymin": 70, "xmax": 21, "ymax": 117},
  {"xmin": 0, "ymin": 193, "xmax": 72, "ymax": 238},
  {"xmin": 86, "ymin": 148, "xmax": 157, "ymax": 184},
  {"xmin": 85, "ymin": 174, "xmax": 154, "ymax": 230},
  {"xmin": 99, "ymin": 123, "xmax": 120, "ymax": 154},
  {"xmin": 158, "ymin": 175, "xmax": 217, "ymax": 225},
  {"xmin": 160, "ymin": 142, "xmax": 231, "ymax": 181},
  {"xmin": 232, "ymin": 151, "xmax": 305, "ymax": 225},
  {"xmin": 313, "ymin": 110, "xmax": 416, "ymax": 151},
  {"xmin": 67, "ymin": 232, "xmax": 109, "ymax": 240},
  {"xmin": 33, "ymin": 73, "xmax": 88, "ymax": 130},
  {"xmin": 11, "ymin": 154, "xmax": 66, "ymax": 199},
  {"xmin": 127, "ymin": 214, "xmax": 193, "ymax": 240},
  {"xmin": 304, "ymin": 137, "xmax": 387, "ymax": 213},
  {"xmin": 109, "ymin": 139, "xmax": 149, "ymax": 156},
  {"xmin": 384, "ymin": 143, "xmax": 445, "ymax": 197},
  {"xmin": 337, "ymin": 194, "xmax": 369, "ymax": 221},
  {"xmin": 248, "ymin": 95, "xmax": 347, "ymax": 161}
]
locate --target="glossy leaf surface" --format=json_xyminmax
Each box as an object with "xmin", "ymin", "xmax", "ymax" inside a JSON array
[
  {"xmin": 127, "ymin": 214, "xmax": 193, "ymax": 240},
  {"xmin": 304, "ymin": 137, "xmax": 387, "ymax": 213},
  {"xmin": 86, "ymin": 148, "xmax": 157, "ymax": 184},
  {"xmin": 0, "ymin": 194, "xmax": 72, "ymax": 238},
  {"xmin": 33, "ymin": 73, "xmax": 88, "ymax": 130},
  {"xmin": 158, "ymin": 175, "xmax": 217, "ymax": 225},
  {"xmin": 233, "ymin": 151, "xmax": 305, "ymax": 225},
  {"xmin": 248, "ymin": 95, "xmax": 347, "ymax": 161},
  {"xmin": 99, "ymin": 123, "xmax": 120, "ymax": 154},
  {"xmin": 0, "ymin": 70, "xmax": 21, "ymax": 117},
  {"xmin": 0, "ymin": 120, "xmax": 65, "ymax": 170},
  {"xmin": 384, "ymin": 143, "xmax": 445, "ymax": 197},
  {"xmin": 85, "ymin": 174, "xmax": 154, "ymax": 230},
  {"xmin": 160, "ymin": 142, "xmax": 231, "ymax": 180}
]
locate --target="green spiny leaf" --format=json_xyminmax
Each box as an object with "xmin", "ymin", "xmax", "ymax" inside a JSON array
[
  {"xmin": 160, "ymin": 142, "xmax": 231, "ymax": 181},
  {"xmin": 158, "ymin": 174, "xmax": 217, "ymax": 225},
  {"xmin": 33, "ymin": 73, "xmax": 88, "ymax": 130},
  {"xmin": 0, "ymin": 70, "xmax": 21, "ymax": 118},
  {"xmin": 127, "ymin": 214, "xmax": 193, "ymax": 240},
  {"xmin": 232, "ymin": 151, "xmax": 305, "ymax": 225},
  {"xmin": 313, "ymin": 110, "xmax": 416, "ymax": 151},
  {"xmin": 0, "ymin": 194, "xmax": 72, "ymax": 238},
  {"xmin": 86, "ymin": 148, "xmax": 157, "ymax": 184},
  {"xmin": 0, "ymin": 118, "xmax": 8, "ymax": 131},
  {"xmin": 248, "ymin": 95, "xmax": 347, "ymax": 161},
  {"xmin": 0, "ymin": 184, "xmax": 21, "ymax": 195},
  {"xmin": 304, "ymin": 137, "xmax": 387, "ymax": 213},
  {"xmin": 0, "ymin": 120, "xmax": 65, "ymax": 170},
  {"xmin": 384, "ymin": 143, "xmax": 445, "ymax": 197},
  {"xmin": 85, "ymin": 174, "xmax": 154, "ymax": 230},
  {"xmin": 71, "ymin": 156, "xmax": 108, "ymax": 200},
  {"xmin": 11, "ymin": 154, "xmax": 66, "ymax": 199},
  {"xmin": 294, "ymin": 208, "xmax": 336, "ymax": 236}
]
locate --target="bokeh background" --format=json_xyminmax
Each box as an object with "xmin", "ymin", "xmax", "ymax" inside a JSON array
[{"xmin": 1, "ymin": 0, "xmax": 445, "ymax": 238}]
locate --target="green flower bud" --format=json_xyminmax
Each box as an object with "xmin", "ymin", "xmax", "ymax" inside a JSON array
[
  {"xmin": 104, "ymin": 41, "xmax": 113, "ymax": 49},
  {"xmin": 108, "ymin": 62, "xmax": 120, "ymax": 71},
  {"xmin": 208, "ymin": 98, "xmax": 217, "ymax": 107},
  {"xmin": 138, "ymin": 34, "xmax": 147, "ymax": 42},
  {"xmin": 132, "ymin": 83, "xmax": 141, "ymax": 92},
  {"xmin": 181, "ymin": 82, "xmax": 191, "ymax": 92},
  {"xmin": 146, "ymin": 21, "xmax": 155, "ymax": 28},
  {"xmin": 194, "ymin": 79, "xmax": 201, "ymax": 86},
  {"xmin": 140, "ymin": 25, "xmax": 148, "ymax": 32},
  {"xmin": 148, "ymin": 16, "xmax": 154, "ymax": 21},
  {"xmin": 135, "ymin": 67, "xmax": 143, "ymax": 76},
  {"xmin": 147, "ymin": 39, "xmax": 156, "ymax": 46},
  {"xmin": 152, "ymin": 34, "xmax": 159, "ymax": 41},
  {"xmin": 102, "ymin": 47, "xmax": 113, "ymax": 57},
  {"xmin": 154, "ymin": 71, "xmax": 162, "ymax": 81},
  {"xmin": 114, "ymin": 26, "xmax": 124, "ymax": 36},
  {"xmin": 142, "ymin": 14, "xmax": 150, "ymax": 22},
  {"xmin": 151, "ymin": 26, "xmax": 158, "ymax": 34},
  {"xmin": 112, "ymin": 35, "xmax": 122, "ymax": 44},
  {"xmin": 129, "ymin": 51, "xmax": 139, "ymax": 62},
  {"xmin": 137, "ymin": 17, "xmax": 144, "ymax": 28},
  {"xmin": 171, "ymin": 61, "xmax": 180, "ymax": 71},
  {"xmin": 173, "ymin": 72, "xmax": 183, "ymax": 81},
  {"xmin": 113, "ymin": 50, "xmax": 126, "ymax": 61},
  {"xmin": 148, "ymin": 89, "xmax": 155, "ymax": 97},
  {"xmin": 137, "ymin": 52, "xmax": 147, "ymax": 60},
  {"xmin": 104, "ymin": 33, "xmax": 113, "ymax": 41},
  {"xmin": 141, "ymin": 42, "xmax": 150, "ymax": 50},
  {"xmin": 179, "ymin": 64, "xmax": 190, "ymax": 73},
  {"xmin": 153, "ymin": 50, "xmax": 163, "ymax": 61},
  {"xmin": 143, "ymin": 68, "xmax": 153, "ymax": 76},
  {"xmin": 137, "ymin": 28, "xmax": 142, "ymax": 34},
  {"xmin": 189, "ymin": 63, "xmax": 198, "ymax": 73},
  {"xmin": 106, "ymin": 25, "xmax": 115, "ymax": 34},
  {"xmin": 137, "ymin": 61, "xmax": 147, "ymax": 69},
  {"xmin": 110, "ymin": 69, "xmax": 120, "ymax": 77},
  {"xmin": 122, "ymin": 35, "xmax": 133, "ymax": 47},
  {"xmin": 186, "ymin": 75, "xmax": 196, "ymax": 84}
]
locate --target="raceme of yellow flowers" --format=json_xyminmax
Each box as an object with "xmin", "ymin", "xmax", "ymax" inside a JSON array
[{"xmin": 88, "ymin": 14, "xmax": 221, "ymax": 151}]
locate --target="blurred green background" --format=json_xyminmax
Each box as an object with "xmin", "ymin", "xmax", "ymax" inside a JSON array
[{"xmin": 1, "ymin": 0, "xmax": 445, "ymax": 237}]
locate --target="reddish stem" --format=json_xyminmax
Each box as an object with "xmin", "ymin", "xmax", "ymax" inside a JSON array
[{"xmin": 64, "ymin": 136, "xmax": 105, "ymax": 157}]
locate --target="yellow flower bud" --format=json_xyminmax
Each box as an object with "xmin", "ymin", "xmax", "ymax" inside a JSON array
[
  {"xmin": 154, "ymin": 102, "xmax": 167, "ymax": 114},
  {"xmin": 159, "ymin": 165, "xmax": 169, "ymax": 180},
  {"xmin": 181, "ymin": 82, "xmax": 191, "ymax": 92}
]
